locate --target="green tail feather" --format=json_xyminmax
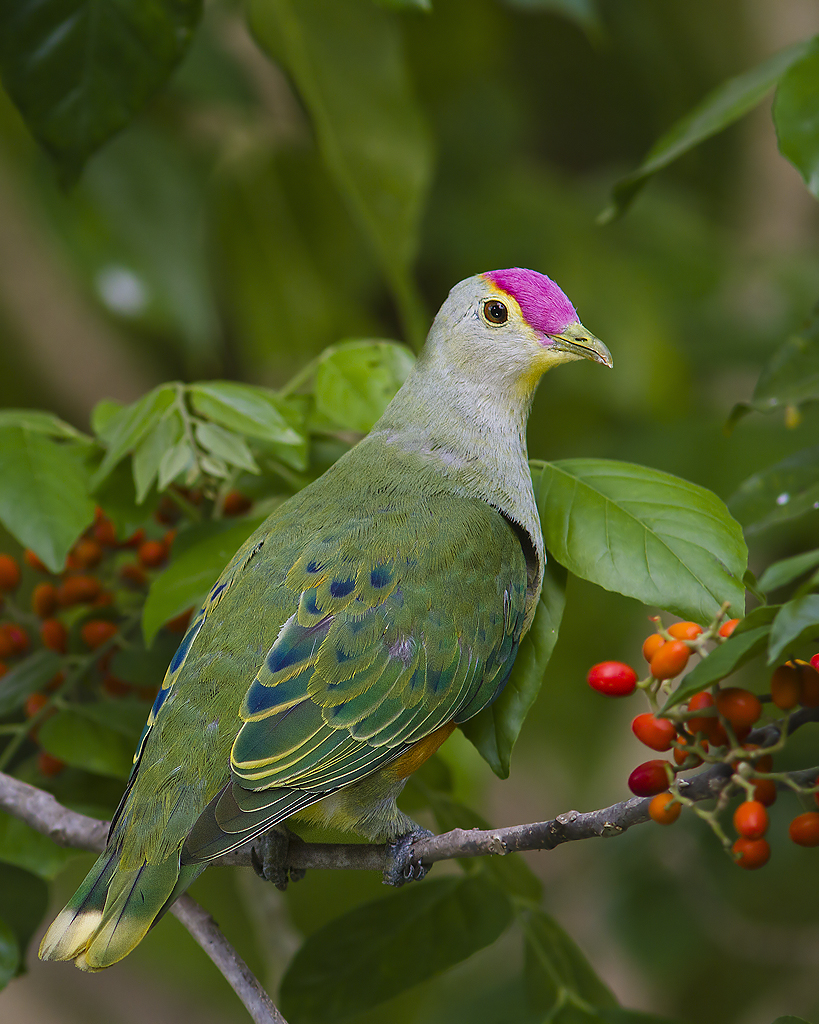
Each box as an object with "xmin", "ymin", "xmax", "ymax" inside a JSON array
[{"xmin": 39, "ymin": 846, "xmax": 120, "ymax": 965}]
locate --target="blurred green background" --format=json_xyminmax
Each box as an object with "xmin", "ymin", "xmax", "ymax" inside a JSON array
[{"xmin": 2, "ymin": 1, "xmax": 819, "ymax": 1022}]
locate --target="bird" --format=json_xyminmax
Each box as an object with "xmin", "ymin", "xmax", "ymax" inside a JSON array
[{"xmin": 40, "ymin": 267, "xmax": 611, "ymax": 971}]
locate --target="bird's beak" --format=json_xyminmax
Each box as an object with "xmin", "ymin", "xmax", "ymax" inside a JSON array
[{"xmin": 547, "ymin": 321, "xmax": 613, "ymax": 368}]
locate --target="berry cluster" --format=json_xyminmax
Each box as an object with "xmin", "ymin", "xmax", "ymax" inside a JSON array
[{"xmin": 587, "ymin": 612, "xmax": 819, "ymax": 870}]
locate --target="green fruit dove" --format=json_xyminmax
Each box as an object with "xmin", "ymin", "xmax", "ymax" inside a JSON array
[{"xmin": 40, "ymin": 268, "xmax": 612, "ymax": 971}]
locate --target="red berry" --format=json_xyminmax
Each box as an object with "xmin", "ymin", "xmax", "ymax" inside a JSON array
[
  {"xmin": 649, "ymin": 793, "xmax": 681, "ymax": 825},
  {"xmin": 57, "ymin": 575, "xmax": 102, "ymax": 605},
  {"xmin": 733, "ymin": 800, "xmax": 768, "ymax": 840},
  {"xmin": 668, "ymin": 621, "xmax": 703, "ymax": 641},
  {"xmin": 37, "ymin": 751, "xmax": 65, "ymax": 777},
  {"xmin": 223, "ymin": 490, "xmax": 252, "ymax": 516},
  {"xmin": 649, "ymin": 640, "xmax": 690, "ymax": 680},
  {"xmin": 798, "ymin": 660, "xmax": 819, "ymax": 707},
  {"xmin": 0, "ymin": 554, "xmax": 21, "ymax": 591},
  {"xmin": 811, "ymin": 653, "xmax": 819, "ymax": 673},
  {"xmin": 789, "ymin": 812, "xmax": 819, "ymax": 847},
  {"xmin": 771, "ymin": 663, "xmax": 802, "ymax": 710},
  {"xmin": 80, "ymin": 619, "xmax": 118, "ymax": 650},
  {"xmin": 631, "ymin": 713, "xmax": 677, "ymax": 752},
  {"xmin": 719, "ymin": 618, "xmax": 740, "ymax": 638},
  {"xmin": 123, "ymin": 528, "xmax": 146, "ymax": 550},
  {"xmin": 32, "ymin": 582, "xmax": 59, "ymax": 618},
  {"xmin": 673, "ymin": 735, "xmax": 705, "ymax": 767},
  {"xmin": 40, "ymin": 619, "xmax": 68, "ymax": 654},
  {"xmin": 732, "ymin": 837, "xmax": 770, "ymax": 869},
  {"xmin": 753, "ymin": 779, "xmax": 777, "ymax": 806},
  {"xmin": 716, "ymin": 687, "xmax": 762, "ymax": 733},
  {"xmin": 641, "ymin": 633, "xmax": 665, "ymax": 663},
  {"xmin": 628, "ymin": 759, "xmax": 671, "ymax": 797},
  {"xmin": 586, "ymin": 661, "xmax": 638, "ymax": 697},
  {"xmin": 138, "ymin": 540, "xmax": 167, "ymax": 568},
  {"xmin": 0, "ymin": 624, "xmax": 29, "ymax": 657},
  {"xmin": 72, "ymin": 539, "xmax": 103, "ymax": 568},
  {"xmin": 92, "ymin": 518, "xmax": 118, "ymax": 547}
]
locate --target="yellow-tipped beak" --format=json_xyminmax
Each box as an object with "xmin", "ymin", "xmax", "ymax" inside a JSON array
[{"xmin": 548, "ymin": 321, "xmax": 613, "ymax": 368}]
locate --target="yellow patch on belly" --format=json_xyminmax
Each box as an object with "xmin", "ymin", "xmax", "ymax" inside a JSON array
[{"xmin": 386, "ymin": 721, "xmax": 457, "ymax": 780}]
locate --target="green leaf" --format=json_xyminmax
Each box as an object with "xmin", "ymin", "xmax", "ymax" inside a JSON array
[
  {"xmin": 768, "ymin": 594, "xmax": 819, "ymax": 663},
  {"xmin": 774, "ymin": 41, "xmax": 819, "ymax": 200},
  {"xmin": 522, "ymin": 906, "xmax": 617, "ymax": 1020},
  {"xmin": 250, "ymin": 0, "xmax": 432, "ymax": 346},
  {"xmin": 189, "ymin": 382, "xmax": 303, "ymax": 446},
  {"xmin": 501, "ymin": 0, "xmax": 601, "ymax": 38},
  {"xmin": 194, "ymin": 422, "xmax": 259, "ymax": 474},
  {"xmin": 158, "ymin": 439, "xmax": 194, "ymax": 490},
  {"xmin": 280, "ymin": 876, "xmax": 513, "ymax": 1023},
  {"xmin": 0, "ymin": 0, "xmax": 203, "ymax": 180},
  {"xmin": 463, "ymin": 561, "xmax": 566, "ymax": 779},
  {"xmin": 0, "ymin": 812, "xmax": 79, "ymax": 880},
  {"xmin": 133, "ymin": 411, "xmax": 184, "ymax": 502},
  {"xmin": 758, "ymin": 549, "xmax": 819, "ymax": 593},
  {"xmin": 0, "ymin": 650, "xmax": 62, "ymax": 717},
  {"xmin": 601, "ymin": 38, "xmax": 814, "ymax": 222},
  {"xmin": 728, "ymin": 446, "xmax": 819, "ymax": 534},
  {"xmin": 538, "ymin": 460, "xmax": 747, "ymax": 621},
  {"xmin": 0, "ymin": 410, "xmax": 86, "ymax": 440},
  {"xmin": 313, "ymin": 341, "xmax": 415, "ymax": 433},
  {"xmin": 91, "ymin": 385, "xmax": 176, "ymax": 488},
  {"xmin": 72, "ymin": 698, "xmax": 151, "ymax": 744},
  {"xmin": 91, "ymin": 398, "xmax": 124, "ymax": 439},
  {"xmin": 95, "ymin": 459, "xmax": 159, "ymax": 538},
  {"xmin": 142, "ymin": 517, "xmax": 266, "ymax": 644},
  {"xmin": 0, "ymin": 916, "xmax": 19, "ymax": 989},
  {"xmin": 0, "ymin": 864, "xmax": 49, "ymax": 982},
  {"xmin": 38, "ymin": 710, "xmax": 134, "ymax": 779},
  {"xmin": 0, "ymin": 428, "xmax": 95, "ymax": 572}
]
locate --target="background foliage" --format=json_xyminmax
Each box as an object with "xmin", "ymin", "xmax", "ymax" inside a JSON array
[{"xmin": 0, "ymin": 1, "xmax": 819, "ymax": 1023}]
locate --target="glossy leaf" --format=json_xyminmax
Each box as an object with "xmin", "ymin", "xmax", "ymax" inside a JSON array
[
  {"xmin": 728, "ymin": 446, "xmax": 819, "ymax": 534},
  {"xmin": 280, "ymin": 876, "xmax": 512, "ymax": 1023},
  {"xmin": 758, "ymin": 549, "xmax": 819, "ymax": 593},
  {"xmin": 0, "ymin": 428, "xmax": 95, "ymax": 572},
  {"xmin": 250, "ymin": 0, "xmax": 432, "ymax": 346},
  {"xmin": 774, "ymin": 42, "xmax": 819, "ymax": 199},
  {"xmin": 313, "ymin": 341, "xmax": 416, "ymax": 433},
  {"xmin": 132, "ymin": 411, "xmax": 184, "ymax": 503},
  {"xmin": 0, "ymin": 409, "xmax": 86, "ymax": 440},
  {"xmin": 92, "ymin": 385, "xmax": 176, "ymax": 488},
  {"xmin": 38, "ymin": 709, "xmax": 134, "ymax": 779},
  {"xmin": 601, "ymin": 38, "xmax": 813, "ymax": 222},
  {"xmin": 463, "ymin": 561, "xmax": 566, "ymax": 778},
  {"xmin": 0, "ymin": 813, "xmax": 78, "ymax": 880},
  {"xmin": 142, "ymin": 517, "xmax": 265, "ymax": 644},
  {"xmin": 0, "ymin": 864, "xmax": 48, "ymax": 983},
  {"xmin": 189, "ymin": 383, "xmax": 302, "ymax": 445},
  {"xmin": 194, "ymin": 422, "xmax": 259, "ymax": 474},
  {"xmin": 158, "ymin": 439, "xmax": 194, "ymax": 490},
  {"xmin": 768, "ymin": 595, "xmax": 819, "ymax": 663},
  {"xmin": 0, "ymin": 650, "xmax": 62, "ymax": 717},
  {"xmin": 0, "ymin": 0, "xmax": 203, "ymax": 179},
  {"xmin": 95, "ymin": 459, "xmax": 159, "ymax": 537},
  {"xmin": 538, "ymin": 459, "xmax": 746, "ymax": 621}
]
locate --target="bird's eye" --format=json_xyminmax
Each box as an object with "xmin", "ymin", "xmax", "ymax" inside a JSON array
[{"xmin": 483, "ymin": 300, "xmax": 508, "ymax": 325}]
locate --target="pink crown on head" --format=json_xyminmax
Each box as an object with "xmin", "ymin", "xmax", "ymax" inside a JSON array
[{"xmin": 484, "ymin": 268, "xmax": 577, "ymax": 335}]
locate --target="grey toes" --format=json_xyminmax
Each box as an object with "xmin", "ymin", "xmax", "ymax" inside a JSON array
[
  {"xmin": 251, "ymin": 825, "xmax": 304, "ymax": 891},
  {"xmin": 383, "ymin": 828, "xmax": 434, "ymax": 887}
]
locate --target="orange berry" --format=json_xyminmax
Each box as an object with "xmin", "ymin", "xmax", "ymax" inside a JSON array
[
  {"xmin": 163, "ymin": 529, "xmax": 177, "ymax": 549},
  {"xmin": 37, "ymin": 751, "xmax": 65, "ymax": 777},
  {"xmin": 123, "ymin": 528, "xmax": 146, "ymax": 550},
  {"xmin": 72, "ymin": 539, "xmax": 103, "ymax": 569},
  {"xmin": 120, "ymin": 562, "xmax": 148, "ymax": 587},
  {"xmin": 138, "ymin": 540, "xmax": 167, "ymax": 568},
  {"xmin": 752, "ymin": 779, "xmax": 777, "ymax": 806},
  {"xmin": 649, "ymin": 793, "xmax": 681, "ymax": 825},
  {"xmin": 223, "ymin": 490, "xmax": 252, "ymax": 516},
  {"xmin": 733, "ymin": 836, "xmax": 770, "ymax": 869},
  {"xmin": 789, "ymin": 812, "xmax": 819, "ymax": 847},
  {"xmin": 673, "ymin": 735, "xmax": 705, "ymax": 767},
  {"xmin": 771, "ymin": 663, "xmax": 802, "ymax": 710},
  {"xmin": 57, "ymin": 575, "xmax": 102, "ymax": 605},
  {"xmin": 24, "ymin": 692, "xmax": 48, "ymax": 718},
  {"xmin": 0, "ymin": 554, "xmax": 21, "ymax": 591},
  {"xmin": 798, "ymin": 660, "xmax": 819, "ymax": 707},
  {"xmin": 31, "ymin": 582, "xmax": 59, "ymax": 618},
  {"xmin": 732, "ymin": 744, "xmax": 773, "ymax": 774},
  {"xmin": 80, "ymin": 619, "xmax": 118, "ymax": 650},
  {"xmin": 649, "ymin": 640, "xmax": 690, "ymax": 680},
  {"xmin": 719, "ymin": 618, "xmax": 740, "ymax": 638},
  {"xmin": 92, "ymin": 518, "xmax": 117, "ymax": 547},
  {"xmin": 733, "ymin": 800, "xmax": 768, "ymax": 840},
  {"xmin": 632, "ymin": 713, "xmax": 677, "ymax": 751},
  {"xmin": 0, "ymin": 624, "xmax": 29, "ymax": 657},
  {"xmin": 164, "ymin": 608, "xmax": 193, "ymax": 634},
  {"xmin": 24, "ymin": 549, "xmax": 50, "ymax": 573},
  {"xmin": 716, "ymin": 687, "xmax": 762, "ymax": 733},
  {"xmin": 642, "ymin": 633, "xmax": 665, "ymax": 663},
  {"xmin": 668, "ymin": 621, "xmax": 703, "ymax": 641},
  {"xmin": 40, "ymin": 619, "xmax": 68, "ymax": 654}
]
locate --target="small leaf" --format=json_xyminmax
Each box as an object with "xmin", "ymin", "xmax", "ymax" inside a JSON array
[
  {"xmin": 0, "ymin": 428, "xmax": 95, "ymax": 572},
  {"xmin": 38, "ymin": 710, "xmax": 134, "ymax": 779},
  {"xmin": 189, "ymin": 382, "xmax": 302, "ymax": 445},
  {"xmin": 463, "ymin": 561, "xmax": 566, "ymax": 778},
  {"xmin": 768, "ymin": 594, "xmax": 819, "ymax": 663},
  {"xmin": 0, "ymin": 813, "xmax": 78, "ymax": 880},
  {"xmin": 133, "ymin": 411, "xmax": 184, "ymax": 502},
  {"xmin": 0, "ymin": 410, "xmax": 86, "ymax": 440},
  {"xmin": 774, "ymin": 42, "xmax": 819, "ymax": 199},
  {"xmin": 728, "ymin": 446, "xmax": 819, "ymax": 534},
  {"xmin": 538, "ymin": 460, "xmax": 747, "ymax": 621},
  {"xmin": 0, "ymin": 0, "xmax": 203, "ymax": 179},
  {"xmin": 194, "ymin": 422, "xmax": 259, "ymax": 473},
  {"xmin": 142, "ymin": 517, "xmax": 266, "ymax": 644},
  {"xmin": 313, "ymin": 340, "xmax": 416, "ymax": 433},
  {"xmin": 198, "ymin": 454, "xmax": 229, "ymax": 479},
  {"xmin": 92, "ymin": 385, "xmax": 175, "ymax": 488},
  {"xmin": 601, "ymin": 38, "xmax": 814, "ymax": 222},
  {"xmin": 758, "ymin": 549, "xmax": 819, "ymax": 593},
  {"xmin": 158, "ymin": 438, "xmax": 194, "ymax": 490},
  {"xmin": 0, "ymin": 650, "xmax": 62, "ymax": 717},
  {"xmin": 280, "ymin": 876, "xmax": 512, "ymax": 1023}
]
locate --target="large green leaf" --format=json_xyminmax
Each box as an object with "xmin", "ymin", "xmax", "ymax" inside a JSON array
[
  {"xmin": 601, "ymin": 38, "xmax": 814, "ymax": 222},
  {"xmin": 0, "ymin": 864, "xmax": 49, "ymax": 984},
  {"xmin": 189, "ymin": 382, "xmax": 303, "ymax": 446},
  {"xmin": 768, "ymin": 595, "xmax": 819, "ymax": 663},
  {"xmin": 462, "ymin": 561, "xmax": 566, "ymax": 779},
  {"xmin": 0, "ymin": 428, "xmax": 95, "ymax": 572},
  {"xmin": 250, "ymin": 0, "xmax": 432, "ymax": 346},
  {"xmin": 0, "ymin": 813, "xmax": 78, "ymax": 880},
  {"xmin": 774, "ymin": 41, "xmax": 819, "ymax": 200},
  {"xmin": 91, "ymin": 384, "xmax": 176, "ymax": 488},
  {"xmin": 133, "ymin": 411, "xmax": 184, "ymax": 503},
  {"xmin": 538, "ymin": 460, "xmax": 746, "ymax": 621},
  {"xmin": 142, "ymin": 517, "xmax": 266, "ymax": 644},
  {"xmin": 0, "ymin": 410, "xmax": 87, "ymax": 440},
  {"xmin": 313, "ymin": 341, "xmax": 415, "ymax": 433},
  {"xmin": 0, "ymin": 650, "xmax": 62, "ymax": 717},
  {"xmin": 728, "ymin": 446, "xmax": 819, "ymax": 534},
  {"xmin": 0, "ymin": 0, "xmax": 202, "ymax": 179},
  {"xmin": 280, "ymin": 876, "xmax": 512, "ymax": 1023},
  {"xmin": 38, "ymin": 710, "xmax": 134, "ymax": 779}
]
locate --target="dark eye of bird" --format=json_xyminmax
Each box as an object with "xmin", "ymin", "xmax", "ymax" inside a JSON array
[{"xmin": 483, "ymin": 300, "xmax": 508, "ymax": 325}]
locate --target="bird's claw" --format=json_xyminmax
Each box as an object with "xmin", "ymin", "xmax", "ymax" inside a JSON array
[
  {"xmin": 383, "ymin": 828, "xmax": 433, "ymax": 887},
  {"xmin": 251, "ymin": 825, "xmax": 305, "ymax": 891}
]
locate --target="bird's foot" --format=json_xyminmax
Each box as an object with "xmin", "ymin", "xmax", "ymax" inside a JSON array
[
  {"xmin": 383, "ymin": 828, "xmax": 434, "ymax": 887},
  {"xmin": 251, "ymin": 824, "xmax": 306, "ymax": 891}
]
